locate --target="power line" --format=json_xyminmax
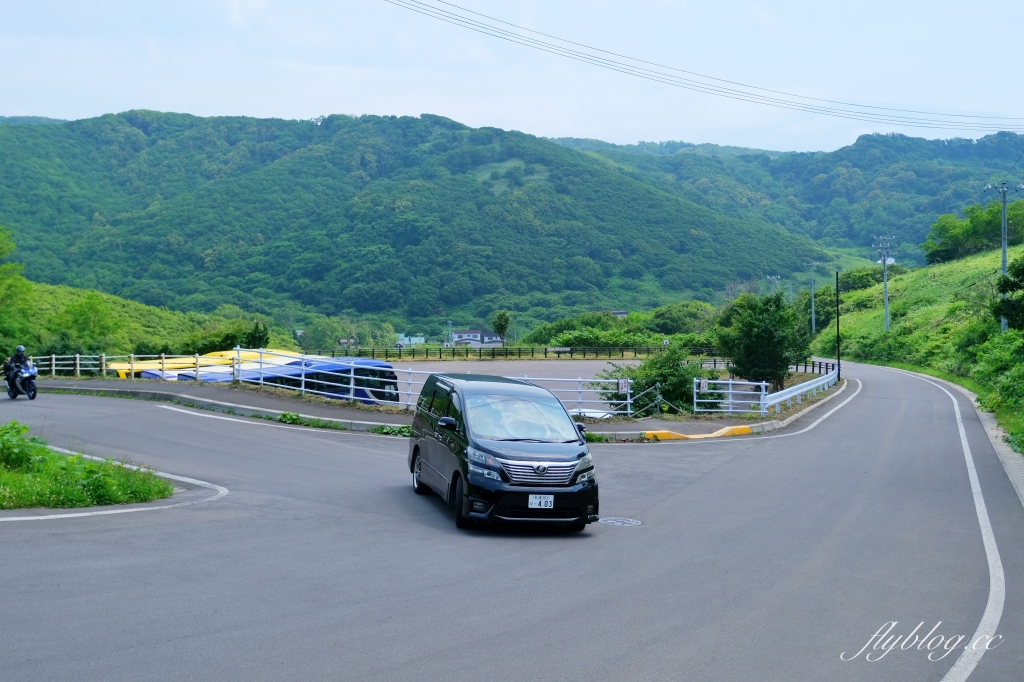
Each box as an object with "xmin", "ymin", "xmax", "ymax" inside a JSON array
[
  {"xmin": 382, "ymin": 0, "xmax": 1024, "ymax": 133},
  {"xmin": 1004, "ymin": 146, "xmax": 1024, "ymax": 183}
]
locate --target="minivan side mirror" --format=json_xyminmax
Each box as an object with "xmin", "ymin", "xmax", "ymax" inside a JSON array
[
  {"xmin": 576, "ymin": 423, "xmax": 587, "ymax": 433},
  {"xmin": 438, "ymin": 416, "xmax": 458, "ymax": 431}
]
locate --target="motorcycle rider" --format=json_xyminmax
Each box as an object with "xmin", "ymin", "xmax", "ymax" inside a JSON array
[{"xmin": 4, "ymin": 345, "xmax": 29, "ymax": 383}]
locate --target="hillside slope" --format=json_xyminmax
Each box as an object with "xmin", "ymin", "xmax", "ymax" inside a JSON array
[
  {"xmin": 0, "ymin": 111, "xmax": 830, "ymax": 334},
  {"xmin": 555, "ymin": 132, "xmax": 1024, "ymax": 261}
]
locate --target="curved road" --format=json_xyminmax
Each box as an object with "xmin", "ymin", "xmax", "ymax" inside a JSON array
[{"xmin": 1, "ymin": 363, "xmax": 1022, "ymax": 681}]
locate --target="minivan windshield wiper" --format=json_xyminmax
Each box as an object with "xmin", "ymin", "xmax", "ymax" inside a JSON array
[{"xmin": 493, "ymin": 438, "xmax": 545, "ymax": 442}]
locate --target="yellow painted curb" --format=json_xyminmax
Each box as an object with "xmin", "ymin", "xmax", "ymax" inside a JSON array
[{"xmin": 642, "ymin": 425, "xmax": 753, "ymax": 440}]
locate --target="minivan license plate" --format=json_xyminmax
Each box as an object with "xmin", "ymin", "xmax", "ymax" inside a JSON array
[{"xmin": 528, "ymin": 495, "xmax": 554, "ymax": 509}]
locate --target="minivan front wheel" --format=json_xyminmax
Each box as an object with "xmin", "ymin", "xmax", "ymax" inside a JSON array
[
  {"xmin": 412, "ymin": 455, "xmax": 430, "ymax": 495},
  {"xmin": 452, "ymin": 476, "xmax": 471, "ymax": 529}
]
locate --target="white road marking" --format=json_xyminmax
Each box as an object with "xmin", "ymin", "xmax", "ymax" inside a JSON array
[
  {"xmin": 155, "ymin": 404, "xmax": 406, "ymax": 438},
  {"xmin": 761, "ymin": 377, "xmax": 863, "ymax": 439},
  {"xmin": 0, "ymin": 447, "xmax": 229, "ymax": 522},
  {"xmin": 889, "ymin": 369, "xmax": 1004, "ymax": 682},
  {"xmin": 158, "ymin": 404, "xmax": 313, "ymax": 430}
]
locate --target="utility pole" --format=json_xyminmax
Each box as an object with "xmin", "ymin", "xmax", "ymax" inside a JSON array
[
  {"xmin": 986, "ymin": 182, "xmax": 1021, "ymax": 331},
  {"xmin": 804, "ymin": 262, "xmax": 819, "ymax": 335},
  {"xmin": 836, "ymin": 271, "xmax": 841, "ymax": 381},
  {"xmin": 873, "ymin": 236, "xmax": 894, "ymax": 331}
]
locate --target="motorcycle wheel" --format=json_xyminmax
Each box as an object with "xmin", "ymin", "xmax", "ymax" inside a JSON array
[{"xmin": 25, "ymin": 381, "xmax": 36, "ymax": 400}]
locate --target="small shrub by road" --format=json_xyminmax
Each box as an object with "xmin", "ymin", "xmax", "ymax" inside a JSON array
[{"xmin": 0, "ymin": 421, "xmax": 174, "ymax": 509}]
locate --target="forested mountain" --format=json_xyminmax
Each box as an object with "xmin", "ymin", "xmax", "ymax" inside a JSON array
[
  {"xmin": 555, "ymin": 132, "xmax": 1024, "ymax": 264},
  {"xmin": 0, "ymin": 111, "xmax": 831, "ymax": 336}
]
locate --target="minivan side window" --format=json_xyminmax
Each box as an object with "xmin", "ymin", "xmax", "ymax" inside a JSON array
[
  {"xmin": 430, "ymin": 387, "xmax": 451, "ymax": 417},
  {"xmin": 418, "ymin": 377, "xmax": 437, "ymax": 410},
  {"xmin": 447, "ymin": 393, "xmax": 464, "ymax": 431}
]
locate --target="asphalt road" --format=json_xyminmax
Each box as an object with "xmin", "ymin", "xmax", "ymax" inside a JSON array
[{"xmin": 2, "ymin": 363, "xmax": 1023, "ymax": 681}]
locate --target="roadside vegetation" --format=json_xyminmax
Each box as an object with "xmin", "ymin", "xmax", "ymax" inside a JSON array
[{"xmin": 0, "ymin": 421, "xmax": 174, "ymax": 509}]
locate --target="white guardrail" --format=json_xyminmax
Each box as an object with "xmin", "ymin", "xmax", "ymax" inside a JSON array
[
  {"xmin": 30, "ymin": 349, "xmax": 636, "ymax": 417},
  {"xmin": 32, "ymin": 350, "xmax": 836, "ymax": 419},
  {"xmin": 693, "ymin": 368, "xmax": 839, "ymax": 417}
]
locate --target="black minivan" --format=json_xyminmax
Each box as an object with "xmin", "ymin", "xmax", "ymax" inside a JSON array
[{"xmin": 408, "ymin": 374, "xmax": 599, "ymax": 530}]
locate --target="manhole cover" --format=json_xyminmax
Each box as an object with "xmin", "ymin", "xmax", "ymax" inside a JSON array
[{"xmin": 599, "ymin": 517, "xmax": 642, "ymax": 527}]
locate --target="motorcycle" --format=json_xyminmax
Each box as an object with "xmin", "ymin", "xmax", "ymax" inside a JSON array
[{"xmin": 5, "ymin": 361, "xmax": 38, "ymax": 400}]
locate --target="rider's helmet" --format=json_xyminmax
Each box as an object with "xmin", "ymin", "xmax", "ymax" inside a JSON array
[{"xmin": 15, "ymin": 345, "xmax": 24, "ymax": 353}]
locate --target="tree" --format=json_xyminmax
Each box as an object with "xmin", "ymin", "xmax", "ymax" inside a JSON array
[
  {"xmin": 180, "ymin": 319, "xmax": 268, "ymax": 355},
  {"xmin": 302, "ymin": 316, "xmax": 348, "ymax": 352},
  {"xmin": 995, "ymin": 255, "xmax": 1024, "ymax": 330},
  {"xmin": 716, "ymin": 292, "xmax": 809, "ymax": 390},
  {"xmin": 792, "ymin": 284, "xmax": 836, "ymax": 334},
  {"xmin": 647, "ymin": 300, "xmax": 716, "ymax": 334},
  {"xmin": 837, "ymin": 265, "xmax": 908, "ymax": 293},
  {"xmin": 597, "ymin": 344, "xmax": 716, "ymax": 413},
  {"xmin": 48, "ymin": 292, "xmax": 125, "ymax": 351},
  {"xmin": 921, "ymin": 200, "xmax": 1024, "ymax": 264},
  {"xmin": 0, "ymin": 227, "xmax": 32, "ymax": 354},
  {"xmin": 242, "ymin": 320, "xmax": 270, "ymax": 349},
  {"xmin": 492, "ymin": 310, "xmax": 512, "ymax": 345}
]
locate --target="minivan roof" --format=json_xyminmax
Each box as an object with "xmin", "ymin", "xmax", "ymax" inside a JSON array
[{"xmin": 434, "ymin": 374, "xmax": 552, "ymax": 397}]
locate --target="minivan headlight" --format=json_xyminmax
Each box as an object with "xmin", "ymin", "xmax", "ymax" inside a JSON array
[
  {"xmin": 469, "ymin": 464, "xmax": 502, "ymax": 481},
  {"xmin": 468, "ymin": 447, "xmax": 500, "ymax": 468},
  {"xmin": 467, "ymin": 448, "xmax": 503, "ymax": 481},
  {"xmin": 576, "ymin": 469, "xmax": 595, "ymax": 484},
  {"xmin": 575, "ymin": 453, "xmax": 593, "ymax": 470}
]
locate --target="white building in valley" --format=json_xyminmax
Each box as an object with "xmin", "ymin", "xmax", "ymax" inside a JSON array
[{"xmin": 452, "ymin": 329, "xmax": 502, "ymax": 347}]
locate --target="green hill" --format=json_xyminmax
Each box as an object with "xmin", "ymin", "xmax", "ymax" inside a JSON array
[
  {"xmin": 555, "ymin": 132, "xmax": 1024, "ymax": 263},
  {"xmin": 0, "ymin": 111, "xmax": 832, "ymax": 337},
  {"xmin": 4, "ymin": 276, "xmax": 299, "ymax": 359}
]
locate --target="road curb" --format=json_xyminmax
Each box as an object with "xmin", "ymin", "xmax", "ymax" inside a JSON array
[
  {"xmin": 590, "ymin": 378, "xmax": 849, "ymax": 442},
  {"xmin": 38, "ymin": 385, "xmax": 408, "ymax": 433}
]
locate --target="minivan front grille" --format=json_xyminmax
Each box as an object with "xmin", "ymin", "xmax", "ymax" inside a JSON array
[{"xmin": 498, "ymin": 460, "xmax": 577, "ymax": 486}]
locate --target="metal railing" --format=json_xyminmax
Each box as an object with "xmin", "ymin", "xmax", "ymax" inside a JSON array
[
  {"xmin": 693, "ymin": 368, "xmax": 839, "ymax": 416},
  {"xmin": 227, "ymin": 348, "xmax": 636, "ymax": 416},
  {"xmin": 32, "ymin": 349, "xmax": 637, "ymax": 416},
  {"xmin": 303, "ymin": 346, "xmax": 717, "ymax": 361}
]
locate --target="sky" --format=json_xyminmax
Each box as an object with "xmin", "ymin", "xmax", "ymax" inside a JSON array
[{"xmin": 2, "ymin": 0, "xmax": 1022, "ymax": 152}]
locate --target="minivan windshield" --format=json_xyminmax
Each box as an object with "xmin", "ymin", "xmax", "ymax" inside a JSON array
[{"xmin": 465, "ymin": 394, "xmax": 580, "ymax": 442}]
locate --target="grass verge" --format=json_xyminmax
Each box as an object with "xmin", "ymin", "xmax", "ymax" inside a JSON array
[
  {"xmin": 0, "ymin": 421, "xmax": 174, "ymax": 509},
  {"xmin": 369, "ymin": 425, "xmax": 413, "ymax": 437},
  {"xmin": 277, "ymin": 412, "xmax": 350, "ymax": 430}
]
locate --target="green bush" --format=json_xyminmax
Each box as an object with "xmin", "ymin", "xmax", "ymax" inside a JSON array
[
  {"xmin": 597, "ymin": 345, "xmax": 717, "ymax": 413},
  {"xmin": 922, "ymin": 200, "xmax": 1024, "ymax": 264},
  {"xmin": 369, "ymin": 425, "xmax": 413, "ymax": 437},
  {"xmin": 0, "ymin": 421, "xmax": 174, "ymax": 509},
  {"xmin": 277, "ymin": 412, "xmax": 347, "ymax": 430}
]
